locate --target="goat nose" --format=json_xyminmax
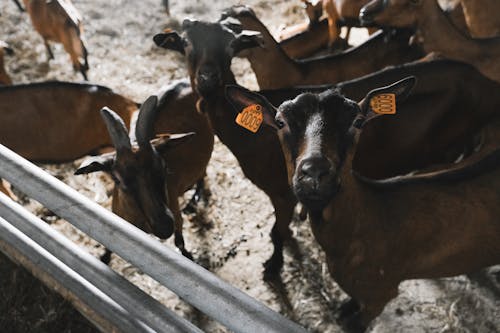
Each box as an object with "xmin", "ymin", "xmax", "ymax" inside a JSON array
[
  {"xmin": 197, "ymin": 70, "xmax": 218, "ymax": 83},
  {"xmin": 300, "ymin": 157, "xmax": 332, "ymax": 182}
]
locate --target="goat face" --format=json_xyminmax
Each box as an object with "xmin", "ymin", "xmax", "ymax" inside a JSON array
[
  {"xmin": 360, "ymin": 0, "xmax": 422, "ymax": 27},
  {"xmin": 110, "ymin": 144, "xmax": 173, "ymax": 238},
  {"xmin": 226, "ymin": 77, "xmax": 416, "ymax": 212},
  {"xmin": 75, "ymin": 97, "xmax": 194, "ymax": 239},
  {"xmin": 276, "ymin": 92, "xmax": 358, "ymax": 211},
  {"xmin": 154, "ymin": 20, "xmax": 263, "ymax": 101}
]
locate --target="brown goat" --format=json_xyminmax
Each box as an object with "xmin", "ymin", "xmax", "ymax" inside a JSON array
[
  {"xmin": 76, "ymin": 97, "xmax": 201, "ymax": 261},
  {"xmin": 0, "ymin": 41, "xmax": 14, "ymax": 85},
  {"xmin": 76, "ymin": 82, "xmax": 214, "ymax": 261},
  {"xmin": 23, "ymin": 0, "xmax": 89, "ymax": 80},
  {"xmin": 220, "ymin": 6, "xmax": 423, "ymax": 89},
  {"xmin": 460, "ymin": 0, "xmax": 500, "ymax": 38},
  {"xmin": 154, "ymin": 20, "xmax": 301, "ymax": 278},
  {"xmin": 226, "ymin": 77, "xmax": 500, "ymax": 332},
  {"xmin": 0, "ymin": 81, "xmax": 137, "ymax": 162},
  {"xmin": 360, "ymin": 0, "xmax": 500, "ymax": 82}
]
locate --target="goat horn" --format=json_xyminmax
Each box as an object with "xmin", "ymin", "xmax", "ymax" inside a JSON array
[
  {"xmin": 135, "ymin": 95, "xmax": 159, "ymax": 148},
  {"xmin": 100, "ymin": 107, "xmax": 131, "ymax": 152}
]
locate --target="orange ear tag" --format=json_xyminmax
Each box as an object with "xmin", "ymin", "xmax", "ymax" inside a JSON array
[
  {"xmin": 235, "ymin": 104, "xmax": 263, "ymax": 133},
  {"xmin": 370, "ymin": 93, "xmax": 396, "ymax": 114}
]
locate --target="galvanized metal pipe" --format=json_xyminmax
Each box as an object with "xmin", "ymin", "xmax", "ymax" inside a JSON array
[
  {"xmin": 0, "ymin": 144, "xmax": 308, "ymax": 333},
  {"xmin": 0, "ymin": 216, "xmax": 155, "ymax": 333},
  {"xmin": 0, "ymin": 192, "xmax": 203, "ymax": 333}
]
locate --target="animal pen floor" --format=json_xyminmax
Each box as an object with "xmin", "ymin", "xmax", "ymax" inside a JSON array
[{"xmin": 1, "ymin": 0, "xmax": 499, "ymax": 332}]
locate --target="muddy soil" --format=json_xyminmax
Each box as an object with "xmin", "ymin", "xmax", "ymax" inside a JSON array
[{"xmin": 1, "ymin": 0, "xmax": 499, "ymax": 332}]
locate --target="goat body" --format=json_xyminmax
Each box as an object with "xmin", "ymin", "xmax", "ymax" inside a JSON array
[{"xmin": 0, "ymin": 81, "xmax": 137, "ymax": 162}]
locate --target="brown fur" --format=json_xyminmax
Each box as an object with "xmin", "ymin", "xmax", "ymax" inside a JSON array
[
  {"xmin": 0, "ymin": 81, "xmax": 137, "ymax": 162},
  {"xmin": 360, "ymin": 0, "xmax": 500, "ymax": 82},
  {"xmin": 460, "ymin": 0, "xmax": 500, "ymax": 38},
  {"xmin": 278, "ymin": 18, "xmax": 337, "ymax": 59},
  {"xmin": 23, "ymin": 0, "xmax": 89, "ymax": 80},
  {"xmin": 222, "ymin": 6, "xmax": 423, "ymax": 89}
]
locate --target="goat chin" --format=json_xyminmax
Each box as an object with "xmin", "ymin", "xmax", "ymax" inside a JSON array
[{"xmin": 293, "ymin": 180, "xmax": 340, "ymax": 213}]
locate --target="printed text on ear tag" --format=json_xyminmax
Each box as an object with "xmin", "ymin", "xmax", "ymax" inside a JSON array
[
  {"xmin": 370, "ymin": 93, "xmax": 396, "ymax": 114},
  {"xmin": 235, "ymin": 104, "xmax": 263, "ymax": 133}
]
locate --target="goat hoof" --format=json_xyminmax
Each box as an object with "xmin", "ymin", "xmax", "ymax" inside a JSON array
[
  {"xmin": 100, "ymin": 251, "xmax": 112, "ymax": 265},
  {"xmin": 182, "ymin": 201, "xmax": 197, "ymax": 215},
  {"xmin": 181, "ymin": 249, "xmax": 194, "ymax": 261},
  {"xmin": 337, "ymin": 306, "xmax": 366, "ymax": 333},
  {"xmin": 262, "ymin": 258, "xmax": 282, "ymax": 281},
  {"xmin": 337, "ymin": 298, "xmax": 361, "ymax": 321}
]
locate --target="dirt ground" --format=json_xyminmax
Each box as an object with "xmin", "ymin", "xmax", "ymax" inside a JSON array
[{"xmin": 1, "ymin": 0, "xmax": 499, "ymax": 332}]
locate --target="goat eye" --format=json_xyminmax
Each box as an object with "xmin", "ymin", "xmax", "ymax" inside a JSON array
[
  {"xmin": 409, "ymin": 0, "xmax": 420, "ymax": 5},
  {"xmin": 275, "ymin": 118, "xmax": 285, "ymax": 129}
]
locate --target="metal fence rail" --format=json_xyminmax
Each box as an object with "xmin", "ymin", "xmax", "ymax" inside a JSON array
[
  {"xmin": 0, "ymin": 192, "xmax": 203, "ymax": 333},
  {"xmin": 0, "ymin": 216, "xmax": 155, "ymax": 333},
  {"xmin": 0, "ymin": 144, "xmax": 308, "ymax": 333}
]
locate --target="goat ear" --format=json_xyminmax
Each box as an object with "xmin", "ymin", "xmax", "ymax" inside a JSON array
[
  {"xmin": 153, "ymin": 31, "xmax": 185, "ymax": 55},
  {"xmin": 230, "ymin": 30, "xmax": 265, "ymax": 55},
  {"xmin": 356, "ymin": 76, "xmax": 416, "ymax": 127},
  {"xmin": 153, "ymin": 132, "xmax": 196, "ymax": 154},
  {"xmin": 225, "ymin": 85, "xmax": 278, "ymax": 130},
  {"xmin": 74, "ymin": 153, "xmax": 115, "ymax": 175}
]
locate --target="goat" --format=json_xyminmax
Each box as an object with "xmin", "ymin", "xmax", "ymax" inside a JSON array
[
  {"xmin": 76, "ymin": 83, "xmax": 214, "ymax": 261},
  {"xmin": 226, "ymin": 77, "xmax": 500, "ymax": 332},
  {"xmin": 460, "ymin": 0, "xmax": 500, "ymax": 38},
  {"xmin": 333, "ymin": 58, "xmax": 500, "ymax": 179},
  {"xmin": 0, "ymin": 81, "xmax": 137, "ymax": 162},
  {"xmin": 0, "ymin": 41, "xmax": 14, "ymax": 85},
  {"xmin": 76, "ymin": 97, "xmax": 199, "ymax": 261},
  {"xmin": 23, "ymin": 0, "xmax": 89, "ymax": 80},
  {"xmin": 154, "ymin": 20, "xmax": 304, "ymax": 278},
  {"xmin": 220, "ymin": 6, "xmax": 423, "ymax": 89},
  {"xmin": 359, "ymin": 0, "xmax": 500, "ymax": 82}
]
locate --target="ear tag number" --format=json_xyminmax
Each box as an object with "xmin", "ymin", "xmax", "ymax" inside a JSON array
[
  {"xmin": 370, "ymin": 93, "xmax": 396, "ymax": 114},
  {"xmin": 235, "ymin": 104, "xmax": 263, "ymax": 133}
]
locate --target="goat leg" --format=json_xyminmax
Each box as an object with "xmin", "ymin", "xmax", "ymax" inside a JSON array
[
  {"xmin": 174, "ymin": 231, "xmax": 193, "ymax": 260},
  {"xmin": 12, "ymin": 0, "xmax": 24, "ymax": 11},
  {"xmin": 44, "ymin": 40, "xmax": 54, "ymax": 60},
  {"xmin": 263, "ymin": 195, "xmax": 295, "ymax": 280},
  {"xmin": 182, "ymin": 176, "xmax": 210, "ymax": 214},
  {"xmin": 172, "ymin": 199, "xmax": 194, "ymax": 260}
]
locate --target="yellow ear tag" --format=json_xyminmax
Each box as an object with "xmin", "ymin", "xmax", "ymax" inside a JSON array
[
  {"xmin": 370, "ymin": 93, "xmax": 396, "ymax": 114},
  {"xmin": 235, "ymin": 104, "xmax": 263, "ymax": 133}
]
